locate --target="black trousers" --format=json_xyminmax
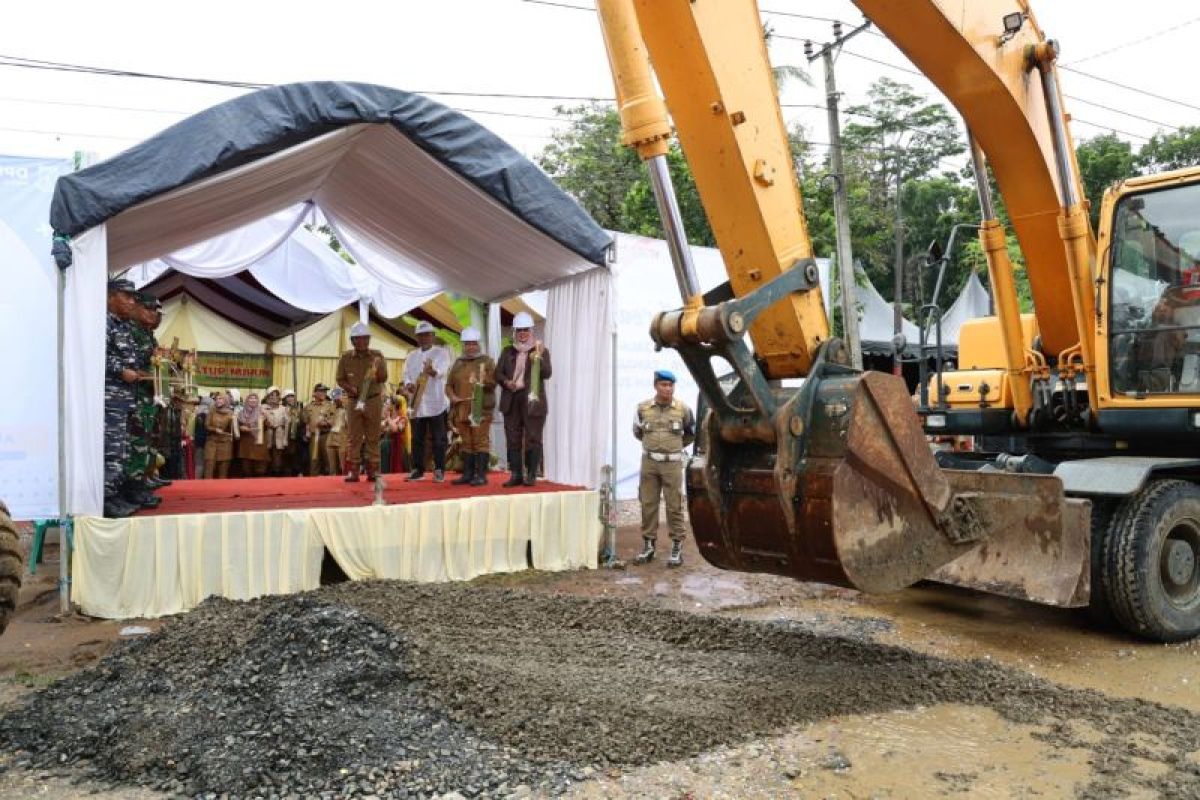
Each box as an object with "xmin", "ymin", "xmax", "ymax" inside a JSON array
[{"xmin": 411, "ymin": 413, "xmax": 447, "ymax": 472}]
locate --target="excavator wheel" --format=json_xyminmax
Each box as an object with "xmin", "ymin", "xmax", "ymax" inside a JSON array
[
  {"xmin": 0, "ymin": 502, "xmax": 23, "ymax": 636},
  {"xmin": 1105, "ymin": 479, "xmax": 1200, "ymax": 642},
  {"xmin": 1087, "ymin": 497, "xmax": 1122, "ymax": 628}
]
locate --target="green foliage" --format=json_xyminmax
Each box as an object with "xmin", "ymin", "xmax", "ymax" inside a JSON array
[
  {"xmin": 537, "ymin": 105, "xmax": 715, "ymax": 246},
  {"xmin": 1136, "ymin": 126, "xmax": 1200, "ymax": 172},
  {"xmin": 1076, "ymin": 133, "xmax": 1136, "ymax": 228}
]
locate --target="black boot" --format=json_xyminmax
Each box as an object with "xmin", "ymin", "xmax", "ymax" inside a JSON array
[
  {"xmin": 502, "ymin": 447, "xmax": 523, "ymax": 488},
  {"xmin": 451, "ymin": 455, "xmax": 474, "ymax": 485},
  {"xmin": 667, "ymin": 540, "xmax": 684, "ymax": 568},
  {"xmin": 522, "ymin": 447, "xmax": 540, "ymax": 487},
  {"xmin": 104, "ymin": 496, "xmax": 136, "ymax": 519},
  {"xmin": 634, "ymin": 538, "xmax": 656, "ymax": 564},
  {"xmin": 470, "ymin": 453, "xmax": 489, "ymax": 487},
  {"xmin": 122, "ymin": 482, "xmax": 161, "ymax": 509}
]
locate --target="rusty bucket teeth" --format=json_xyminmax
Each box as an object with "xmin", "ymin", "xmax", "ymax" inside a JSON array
[{"xmin": 688, "ymin": 372, "xmax": 983, "ymax": 593}]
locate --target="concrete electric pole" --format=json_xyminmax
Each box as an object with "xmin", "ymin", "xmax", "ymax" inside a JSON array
[{"xmin": 806, "ymin": 20, "xmax": 871, "ymax": 370}]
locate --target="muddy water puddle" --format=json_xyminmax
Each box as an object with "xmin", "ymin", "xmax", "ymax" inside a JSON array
[
  {"xmin": 569, "ymin": 704, "xmax": 1102, "ymax": 799},
  {"xmin": 730, "ymin": 588, "xmax": 1200, "ymax": 711}
]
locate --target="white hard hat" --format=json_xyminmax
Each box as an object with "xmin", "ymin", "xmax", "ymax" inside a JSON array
[
  {"xmin": 228, "ymin": 388, "xmax": 241, "ymax": 403},
  {"xmin": 461, "ymin": 326, "xmax": 481, "ymax": 343},
  {"xmin": 283, "ymin": 388, "xmax": 296, "ymax": 398},
  {"xmin": 266, "ymin": 385, "xmax": 280, "ymax": 397},
  {"xmin": 414, "ymin": 320, "xmax": 435, "ymax": 335},
  {"xmin": 513, "ymin": 311, "xmax": 534, "ymax": 329},
  {"xmin": 349, "ymin": 321, "xmax": 370, "ymax": 338}
]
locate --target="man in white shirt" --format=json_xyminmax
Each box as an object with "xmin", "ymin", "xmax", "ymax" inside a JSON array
[{"xmin": 401, "ymin": 320, "xmax": 452, "ymax": 481}]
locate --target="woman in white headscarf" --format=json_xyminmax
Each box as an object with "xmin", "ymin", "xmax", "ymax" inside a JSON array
[
  {"xmin": 236, "ymin": 391, "xmax": 269, "ymax": 477},
  {"xmin": 261, "ymin": 386, "xmax": 291, "ymax": 476}
]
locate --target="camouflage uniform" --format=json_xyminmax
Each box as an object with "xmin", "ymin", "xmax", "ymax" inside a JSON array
[
  {"xmin": 104, "ymin": 311, "xmax": 140, "ymax": 500},
  {"xmin": 125, "ymin": 320, "xmax": 158, "ymax": 482}
]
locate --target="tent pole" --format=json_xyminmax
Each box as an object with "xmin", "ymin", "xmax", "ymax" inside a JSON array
[
  {"xmin": 290, "ymin": 326, "xmax": 298, "ymax": 396},
  {"xmin": 56, "ymin": 261, "xmax": 69, "ymax": 616}
]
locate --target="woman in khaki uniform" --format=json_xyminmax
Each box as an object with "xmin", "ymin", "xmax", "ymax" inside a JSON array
[
  {"xmin": 204, "ymin": 394, "xmax": 236, "ymax": 479},
  {"xmin": 261, "ymin": 387, "xmax": 291, "ymax": 476},
  {"xmin": 446, "ymin": 327, "xmax": 496, "ymax": 487},
  {"xmin": 236, "ymin": 392, "xmax": 269, "ymax": 477}
]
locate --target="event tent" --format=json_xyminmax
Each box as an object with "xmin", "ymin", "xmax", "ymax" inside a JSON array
[{"xmin": 51, "ymin": 81, "xmax": 613, "ymax": 517}]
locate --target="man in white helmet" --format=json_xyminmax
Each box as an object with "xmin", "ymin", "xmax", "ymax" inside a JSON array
[
  {"xmin": 495, "ymin": 310, "xmax": 552, "ymax": 487},
  {"xmin": 336, "ymin": 321, "xmax": 388, "ymax": 481},
  {"xmin": 445, "ymin": 326, "xmax": 497, "ymax": 486},
  {"xmin": 401, "ymin": 320, "xmax": 453, "ymax": 481}
]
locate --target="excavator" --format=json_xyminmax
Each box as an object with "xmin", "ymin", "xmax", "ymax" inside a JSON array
[{"xmin": 595, "ymin": 0, "xmax": 1200, "ymax": 642}]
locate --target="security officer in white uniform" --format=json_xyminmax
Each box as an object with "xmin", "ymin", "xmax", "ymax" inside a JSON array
[{"xmin": 633, "ymin": 369, "xmax": 696, "ymax": 567}]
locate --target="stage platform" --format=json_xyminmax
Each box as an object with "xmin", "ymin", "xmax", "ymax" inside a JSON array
[
  {"xmin": 72, "ymin": 473, "xmax": 601, "ymax": 621},
  {"xmin": 139, "ymin": 473, "xmax": 577, "ymax": 516}
]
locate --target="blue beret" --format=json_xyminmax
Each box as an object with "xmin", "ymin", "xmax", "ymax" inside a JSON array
[{"xmin": 654, "ymin": 369, "xmax": 677, "ymax": 383}]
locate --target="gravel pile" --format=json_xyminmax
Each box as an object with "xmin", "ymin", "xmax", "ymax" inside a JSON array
[
  {"xmin": 3, "ymin": 581, "xmax": 1200, "ymax": 799},
  {"xmin": 0, "ymin": 597, "xmax": 574, "ymax": 798}
]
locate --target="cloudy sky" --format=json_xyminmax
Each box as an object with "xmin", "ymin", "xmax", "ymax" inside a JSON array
[{"xmin": 0, "ymin": 0, "xmax": 1195, "ymax": 166}]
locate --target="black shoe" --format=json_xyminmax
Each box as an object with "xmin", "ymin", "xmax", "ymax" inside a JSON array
[
  {"xmin": 104, "ymin": 498, "xmax": 136, "ymax": 518},
  {"xmin": 147, "ymin": 477, "xmax": 172, "ymax": 488},
  {"xmin": 667, "ymin": 541, "xmax": 684, "ymax": 568},
  {"xmin": 522, "ymin": 447, "xmax": 540, "ymax": 487},
  {"xmin": 122, "ymin": 488, "xmax": 161, "ymax": 509},
  {"xmin": 451, "ymin": 458, "xmax": 474, "ymax": 485},
  {"xmin": 502, "ymin": 447, "xmax": 523, "ymax": 488},
  {"xmin": 344, "ymin": 471, "xmax": 360, "ymax": 483},
  {"xmin": 470, "ymin": 453, "xmax": 489, "ymax": 487},
  {"xmin": 634, "ymin": 539, "xmax": 656, "ymax": 564},
  {"xmin": 433, "ymin": 469, "xmax": 445, "ymax": 483},
  {"xmin": 406, "ymin": 470, "xmax": 425, "ymax": 482}
]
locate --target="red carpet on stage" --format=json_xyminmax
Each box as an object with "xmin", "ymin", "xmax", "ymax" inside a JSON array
[{"xmin": 139, "ymin": 472, "xmax": 579, "ymax": 516}]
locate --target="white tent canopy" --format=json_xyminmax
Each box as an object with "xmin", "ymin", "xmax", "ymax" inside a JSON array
[
  {"xmin": 55, "ymin": 82, "xmax": 613, "ymax": 516},
  {"xmin": 125, "ymin": 206, "xmax": 430, "ymax": 319}
]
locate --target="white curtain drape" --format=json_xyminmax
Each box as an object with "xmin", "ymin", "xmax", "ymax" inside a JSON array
[
  {"xmin": 65, "ymin": 225, "xmax": 108, "ymax": 517},
  {"xmin": 543, "ymin": 267, "xmax": 613, "ymax": 488}
]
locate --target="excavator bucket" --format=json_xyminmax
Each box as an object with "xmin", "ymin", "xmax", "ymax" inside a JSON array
[{"xmin": 688, "ymin": 371, "xmax": 992, "ymax": 593}]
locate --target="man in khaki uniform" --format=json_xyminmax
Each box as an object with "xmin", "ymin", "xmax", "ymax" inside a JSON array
[
  {"xmin": 336, "ymin": 321, "xmax": 388, "ymax": 481},
  {"xmin": 326, "ymin": 388, "xmax": 349, "ymax": 476},
  {"xmin": 633, "ymin": 369, "xmax": 695, "ymax": 567},
  {"xmin": 304, "ymin": 383, "xmax": 335, "ymax": 475}
]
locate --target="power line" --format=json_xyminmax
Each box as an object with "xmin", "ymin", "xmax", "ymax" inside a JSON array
[
  {"xmin": 1063, "ymin": 95, "xmax": 1177, "ymax": 132},
  {"xmin": 1066, "ymin": 15, "xmax": 1200, "ymax": 65},
  {"xmin": 0, "ymin": 53, "xmax": 265, "ymax": 89},
  {"xmin": 0, "ymin": 124, "xmax": 140, "ymax": 141},
  {"xmin": 1071, "ymin": 117, "xmax": 1151, "ymax": 141},
  {"xmin": 1060, "ymin": 65, "xmax": 1200, "ymax": 115}
]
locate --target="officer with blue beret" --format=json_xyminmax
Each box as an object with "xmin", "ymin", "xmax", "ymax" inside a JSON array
[{"xmin": 632, "ymin": 368, "xmax": 696, "ymax": 566}]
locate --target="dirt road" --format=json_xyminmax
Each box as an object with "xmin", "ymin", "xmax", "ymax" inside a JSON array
[{"xmin": 0, "ymin": 528, "xmax": 1196, "ymax": 798}]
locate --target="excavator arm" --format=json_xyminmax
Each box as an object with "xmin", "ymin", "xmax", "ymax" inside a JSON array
[{"xmin": 595, "ymin": 0, "xmax": 1093, "ymax": 599}]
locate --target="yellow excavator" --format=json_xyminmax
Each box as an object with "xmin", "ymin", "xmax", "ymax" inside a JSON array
[{"xmin": 596, "ymin": 0, "xmax": 1200, "ymax": 642}]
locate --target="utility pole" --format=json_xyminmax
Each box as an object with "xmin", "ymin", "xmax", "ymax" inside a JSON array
[{"xmin": 806, "ymin": 20, "xmax": 870, "ymax": 370}]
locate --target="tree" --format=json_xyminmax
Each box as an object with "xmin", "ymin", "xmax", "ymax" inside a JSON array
[
  {"xmin": 1076, "ymin": 133, "xmax": 1136, "ymax": 228},
  {"xmin": 1137, "ymin": 126, "xmax": 1200, "ymax": 173},
  {"xmin": 536, "ymin": 104, "xmax": 643, "ymax": 232},
  {"xmin": 839, "ymin": 78, "xmax": 966, "ymax": 316}
]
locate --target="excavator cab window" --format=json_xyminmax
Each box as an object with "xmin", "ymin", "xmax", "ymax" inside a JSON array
[{"xmin": 1110, "ymin": 182, "xmax": 1200, "ymax": 395}]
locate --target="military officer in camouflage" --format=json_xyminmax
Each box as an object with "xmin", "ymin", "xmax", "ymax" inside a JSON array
[
  {"xmin": 103, "ymin": 279, "xmax": 144, "ymax": 518},
  {"xmin": 633, "ymin": 369, "xmax": 696, "ymax": 567},
  {"xmin": 123, "ymin": 292, "xmax": 164, "ymax": 509}
]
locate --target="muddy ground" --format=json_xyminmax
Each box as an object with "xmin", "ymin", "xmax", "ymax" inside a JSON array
[{"xmin": 0, "ymin": 516, "xmax": 1197, "ymax": 798}]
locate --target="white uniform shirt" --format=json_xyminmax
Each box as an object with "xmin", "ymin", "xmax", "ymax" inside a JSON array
[{"xmin": 402, "ymin": 344, "xmax": 452, "ymax": 418}]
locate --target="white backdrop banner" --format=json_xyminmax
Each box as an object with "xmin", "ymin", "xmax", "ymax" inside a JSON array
[{"xmin": 0, "ymin": 156, "xmax": 72, "ymax": 518}]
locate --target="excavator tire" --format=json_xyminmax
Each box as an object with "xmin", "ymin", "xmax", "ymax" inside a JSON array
[
  {"xmin": 1106, "ymin": 479, "xmax": 1200, "ymax": 642},
  {"xmin": 1087, "ymin": 497, "xmax": 1122, "ymax": 629},
  {"xmin": 0, "ymin": 502, "xmax": 23, "ymax": 636}
]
